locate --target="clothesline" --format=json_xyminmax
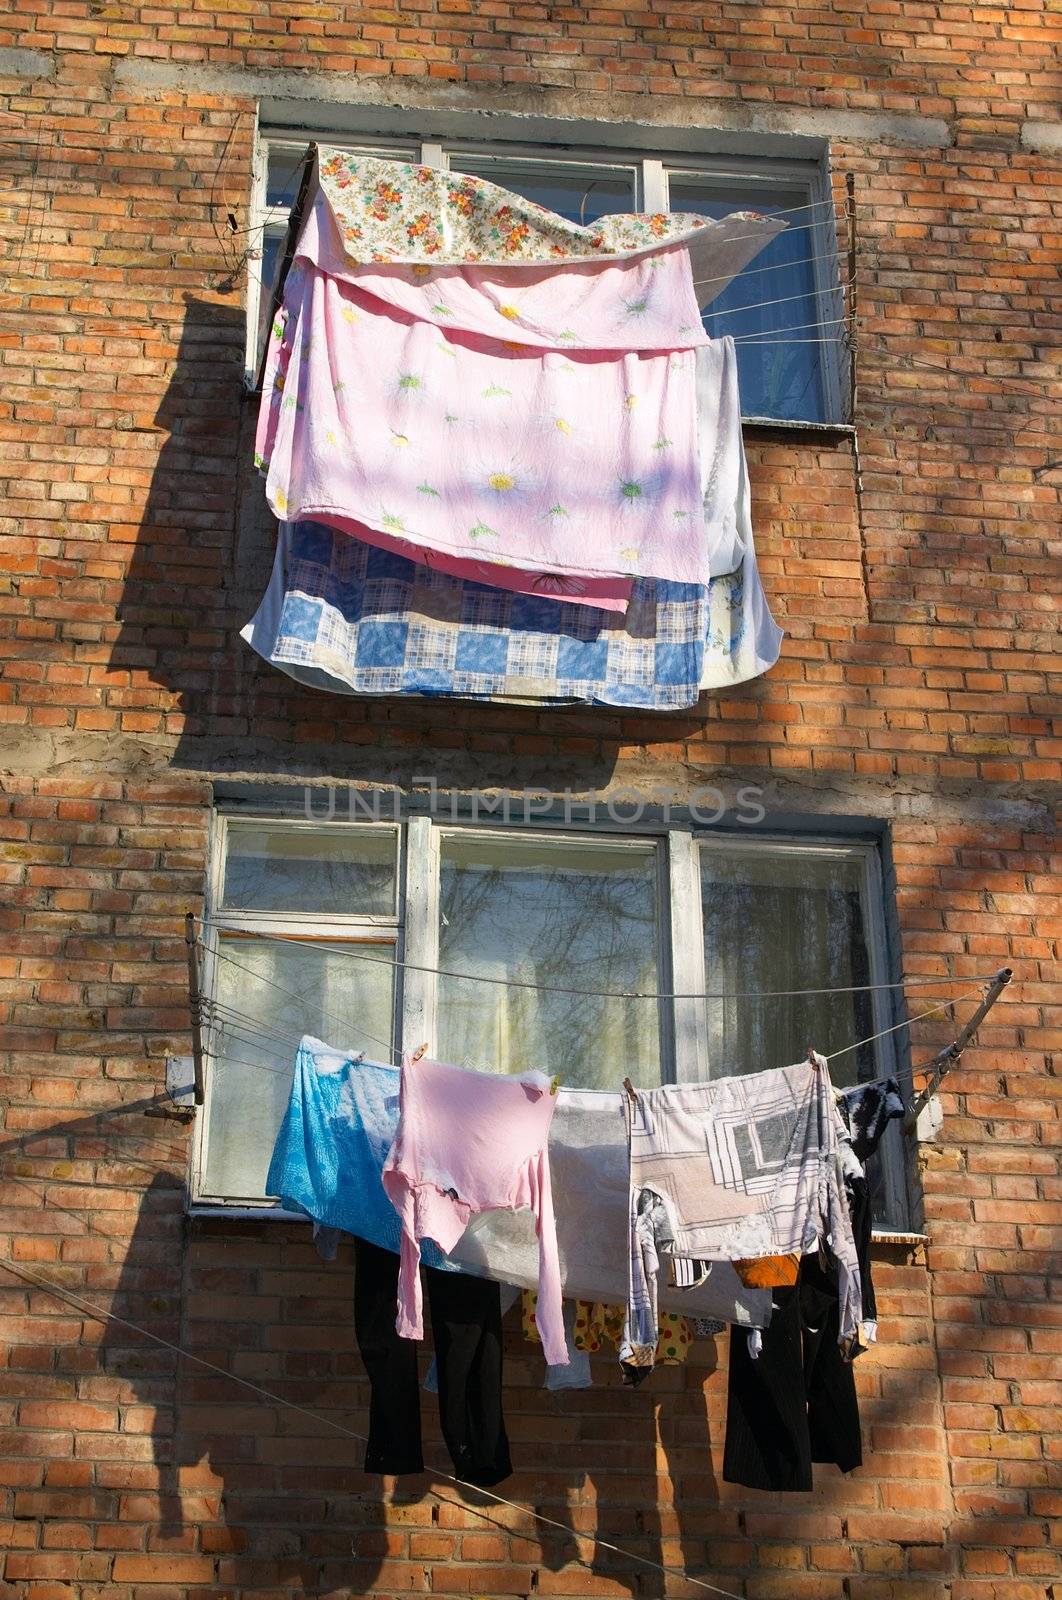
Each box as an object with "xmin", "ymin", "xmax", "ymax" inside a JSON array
[
  {"xmin": 705, "ymin": 276, "xmax": 854, "ymax": 318},
  {"xmin": 197, "ymin": 918, "xmax": 1000, "ymax": 1005},
  {"xmin": 200, "ymin": 949, "xmax": 994, "ymax": 1098},
  {"xmin": 0, "ymin": 1257, "xmax": 753, "ymax": 1600},
  {"xmin": 202, "ymin": 998, "xmax": 963, "ymax": 1101},
  {"xmin": 732, "ymin": 312, "xmax": 849, "ymax": 341}
]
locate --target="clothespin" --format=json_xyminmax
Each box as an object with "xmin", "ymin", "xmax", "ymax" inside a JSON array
[
  {"xmin": 622, "ymin": 1077, "xmax": 638, "ymax": 1104},
  {"xmin": 411, "ymin": 1041, "xmax": 429, "ymax": 1062},
  {"xmin": 549, "ymin": 1075, "xmax": 560, "ymax": 1096}
]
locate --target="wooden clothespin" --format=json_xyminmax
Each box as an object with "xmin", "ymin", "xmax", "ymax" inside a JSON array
[
  {"xmin": 411, "ymin": 1041, "xmax": 429, "ymax": 1062},
  {"xmin": 622, "ymin": 1076, "xmax": 638, "ymax": 1104}
]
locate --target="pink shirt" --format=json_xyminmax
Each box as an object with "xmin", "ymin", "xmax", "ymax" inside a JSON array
[{"xmin": 382, "ymin": 1054, "xmax": 567, "ymax": 1367}]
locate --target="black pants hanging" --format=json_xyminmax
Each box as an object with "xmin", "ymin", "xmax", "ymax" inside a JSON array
[
  {"xmin": 722, "ymin": 1269, "xmax": 862, "ymax": 1492},
  {"xmin": 353, "ymin": 1237, "xmax": 512, "ymax": 1487}
]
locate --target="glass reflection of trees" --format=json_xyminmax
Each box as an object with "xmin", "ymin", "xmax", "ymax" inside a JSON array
[
  {"xmin": 438, "ymin": 840, "xmax": 661, "ymax": 1088},
  {"xmin": 221, "ymin": 826, "xmax": 396, "ymax": 915}
]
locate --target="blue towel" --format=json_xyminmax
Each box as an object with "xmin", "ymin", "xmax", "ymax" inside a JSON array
[{"xmin": 265, "ymin": 1035, "xmax": 454, "ymax": 1270}]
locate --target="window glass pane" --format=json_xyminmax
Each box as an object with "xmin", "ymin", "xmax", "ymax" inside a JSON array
[
  {"xmin": 448, "ymin": 155, "xmax": 636, "ymax": 226},
  {"xmin": 203, "ymin": 936, "xmax": 395, "ymax": 1199},
  {"xmin": 669, "ymin": 174, "xmax": 833, "ymax": 424},
  {"xmin": 438, "ymin": 833, "xmax": 661, "ymax": 1088},
  {"xmin": 265, "ymin": 145, "xmax": 310, "ymax": 216},
  {"xmin": 700, "ymin": 846, "xmax": 875, "ymax": 1087},
  {"xmin": 222, "ymin": 824, "xmax": 397, "ymax": 915}
]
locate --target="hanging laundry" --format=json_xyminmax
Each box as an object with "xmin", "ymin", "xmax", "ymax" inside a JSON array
[
  {"xmin": 721, "ymin": 1075, "xmax": 905, "ymax": 1491},
  {"xmin": 838, "ymin": 1075, "xmax": 906, "ymax": 1354},
  {"xmin": 265, "ymin": 1038, "xmax": 770, "ymax": 1328},
  {"xmin": 449, "ymin": 1084, "xmax": 770, "ymax": 1328},
  {"xmin": 240, "ymin": 518, "xmax": 780, "ymax": 708},
  {"xmin": 522, "ymin": 1290, "xmax": 694, "ymax": 1379},
  {"xmin": 354, "ymin": 1235, "xmax": 512, "ymax": 1485},
  {"xmin": 537, "ymin": 1300, "xmax": 594, "ymax": 1392},
  {"xmin": 254, "ymin": 150, "xmax": 784, "ymax": 607},
  {"xmin": 622, "ymin": 1054, "xmax": 862, "ymax": 1375},
  {"xmin": 312, "ymin": 148, "xmax": 784, "ymax": 289},
  {"xmin": 722, "ymin": 1277, "xmax": 862, "ymax": 1493},
  {"xmin": 841, "ymin": 1075, "xmax": 907, "ymax": 1163},
  {"xmin": 733, "ymin": 1254, "xmax": 802, "ymax": 1289},
  {"xmin": 382, "ymin": 1052, "xmax": 568, "ymax": 1367},
  {"xmin": 257, "ymin": 260, "xmax": 738, "ymax": 594},
  {"xmin": 266, "ymin": 1035, "xmax": 459, "ymax": 1272}
]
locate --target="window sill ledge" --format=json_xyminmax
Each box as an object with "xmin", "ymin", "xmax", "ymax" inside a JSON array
[{"xmin": 743, "ymin": 417, "xmax": 855, "ymax": 444}]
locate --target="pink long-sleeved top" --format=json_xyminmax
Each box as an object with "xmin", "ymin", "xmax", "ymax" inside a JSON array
[{"xmin": 382, "ymin": 1054, "xmax": 567, "ymax": 1367}]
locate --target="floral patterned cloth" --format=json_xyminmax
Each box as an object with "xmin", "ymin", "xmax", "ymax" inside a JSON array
[
  {"xmin": 314, "ymin": 149, "xmax": 784, "ymax": 301},
  {"xmin": 299, "ymin": 182, "xmax": 710, "ymax": 351},
  {"xmin": 522, "ymin": 1290, "xmax": 693, "ymax": 1365},
  {"xmin": 255, "ymin": 258, "xmax": 743, "ymax": 592}
]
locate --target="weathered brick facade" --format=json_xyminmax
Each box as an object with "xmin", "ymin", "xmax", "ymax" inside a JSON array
[{"xmin": 0, "ymin": 5, "xmax": 1059, "ymax": 1599}]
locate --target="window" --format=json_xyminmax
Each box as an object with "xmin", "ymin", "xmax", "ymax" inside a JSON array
[
  {"xmin": 196, "ymin": 820, "xmax": 400, "ymax": 1202},
  {"xmin": 196, "ymin": 812, "xmax": 909, "ymax": 1226},
  {"xmin": 248, "ymin": 129, "xmax": 845, "ymax": 425}
]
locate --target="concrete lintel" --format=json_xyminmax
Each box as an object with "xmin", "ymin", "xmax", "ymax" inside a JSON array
[
  {"xmin": 1020, "ymin": 121, "xmax": 1062, "ymax": 156},
  {"xmin": 115, "ymin": 58, "xmax": 952, "ymax": 153},
  {"xmin": 1, "ymin": 727, "xmax": 1056, "ymax": 834},
  {"xmin": 0, "ymin": 47, "xmax": 55, "ymax": 81}
]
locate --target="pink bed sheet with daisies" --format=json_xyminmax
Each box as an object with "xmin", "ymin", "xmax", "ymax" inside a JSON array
[{"xmin": 255, "ymin": 218, "xmax": 731, "ymax": 605}]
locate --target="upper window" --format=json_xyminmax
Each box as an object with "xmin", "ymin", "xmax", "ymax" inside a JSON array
[
  {"xmin": 249, "ymin": 132, "xmax": 846, "ymax": 426},
  {"xmin": 197, "ymin": 813, "xmax": 908, "ymax": 1226}
]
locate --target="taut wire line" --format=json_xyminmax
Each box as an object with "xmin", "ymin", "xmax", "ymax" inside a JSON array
[
  {"xmin": 705, "ymin": 277, "xmax": 854, "ymax": 318},
  {"xmin": 199, "ymin": 922, "xmax": 1003, "ymax": 1007},
  {"xmin": 200, "ymin": 979, "xmax": 1002, "ymax": 1099},
  {"xmin": 824, "ymin": 985, "xmax": 985, "ymax": 1064},
  {"xmin": 0, "ymin": 1258, "xmax": 753, "ymax": 1600}
]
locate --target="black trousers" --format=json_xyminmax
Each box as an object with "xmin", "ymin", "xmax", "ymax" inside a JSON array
[
  {"xmin": 723, "ymin": 1250, "xmax": 867, "ymax": 1491},
  {"xmin": 353, "ymin": 1237, "xmax": 512, "ymax": 1487}
]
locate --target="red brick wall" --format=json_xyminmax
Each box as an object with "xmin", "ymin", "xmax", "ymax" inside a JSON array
[{"xmin": 0, "ymin": 5, "xmax": 1059, "ymax": 1598}]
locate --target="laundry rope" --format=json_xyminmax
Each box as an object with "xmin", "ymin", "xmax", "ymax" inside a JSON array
[
  {"xmin": 705, "ymin": 276, "xmax": 854, "ymax": 318},
  {"xmin": 823, "ymin": 986, "xmax": 985, "ymax": 1064},
  {"xmin": 730, "ymin": 311, "xmax": 850, "ymax": 341},
  {"xmin": 198, "ymin": 920, "xmax": 1000, "ymax": 1006},
  {"xmin": 201, "ymin": 968, "xmax": 995, "ymax": 1098},
  {"xmin": 0, "ymin": 1257, "xmax": 753, "ymax": 1600}
]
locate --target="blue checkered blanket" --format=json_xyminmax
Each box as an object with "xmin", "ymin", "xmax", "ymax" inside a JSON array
[{"xmin": 242, "ymin": 521, "xmax": 776, "ymax": 709}]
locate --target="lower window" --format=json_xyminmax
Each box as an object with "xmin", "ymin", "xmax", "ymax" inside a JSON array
[{"xmin": 195, "ymin": 811, "xmax": 910, "ymax": 1227}]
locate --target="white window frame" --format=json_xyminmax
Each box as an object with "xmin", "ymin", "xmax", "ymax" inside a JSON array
[
  {"xmin": 245, "ymin": 124, "xmax": 846, "ymax": 422},
  {"xmin": 192, "ymin": 811, "xmax": 909, "ymax": 1229}
]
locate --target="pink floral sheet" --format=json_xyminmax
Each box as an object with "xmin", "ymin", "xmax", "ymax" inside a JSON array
[
  {"xmin": 299, "ymin": 184, "xmax": 710, "ymax": 351},
  {"xmin": 256, "ymin": 258, "xmax": 717, "ymax": 592}
]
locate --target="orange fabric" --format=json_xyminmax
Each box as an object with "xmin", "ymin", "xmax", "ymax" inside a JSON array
[{"xmin": 733, "ymin": 1253, "xmax": 801, "ymax": 1289}]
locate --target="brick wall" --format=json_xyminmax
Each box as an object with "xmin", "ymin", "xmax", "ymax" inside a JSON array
[{"xmin": 0, "ymin": 5, "xmax": 1059, "ymax": 1599}]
